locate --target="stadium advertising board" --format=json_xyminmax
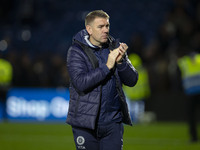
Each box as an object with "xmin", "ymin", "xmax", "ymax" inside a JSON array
[
  {"xmin": 0, "ymin": 102, "xmax": 3, "ymax": 121},
  {"xmin": 6, "ymin": 88, "xmax": 69, "ymax": 122}
]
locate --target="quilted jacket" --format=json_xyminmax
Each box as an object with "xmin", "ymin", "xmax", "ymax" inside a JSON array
[{"xmin": 66, "ymin": 29, "xmax": 138, "ymax": 129}]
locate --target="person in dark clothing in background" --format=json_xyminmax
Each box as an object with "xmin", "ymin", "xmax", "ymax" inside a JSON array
[{"xmin": 66, "ymin": 10, "xmax": 138, "ymax": 150}]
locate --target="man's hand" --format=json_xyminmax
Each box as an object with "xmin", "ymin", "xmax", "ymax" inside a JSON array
[
  {"xmin": 106, "ymin": 43, "xmax": 128, "ymax": 70},
  {"xmin": 116, "ymin": 43, "xmax": 128, "ymax": 63},
  {"xmin": 106, "ymin": 49, "xmax": 119, "ymax": 70}
]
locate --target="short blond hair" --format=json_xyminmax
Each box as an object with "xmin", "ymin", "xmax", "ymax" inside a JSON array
[{"xmin": 85, "ymin": 10, "xmax": 109, "ymax": 26}]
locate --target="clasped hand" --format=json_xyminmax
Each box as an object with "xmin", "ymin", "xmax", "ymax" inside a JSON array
[{"xmin": 106, "ymin": 43, "xmax": 128, "ymax": 70}]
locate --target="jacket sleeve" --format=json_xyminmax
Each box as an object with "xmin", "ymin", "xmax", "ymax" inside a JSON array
[
  {"xmin": 116, "ymin": 53, "xmax": 138, "ymax": 87},
  {"xmin": 67, "ymin": 45, "xmax": 110, "ymax": 92}
]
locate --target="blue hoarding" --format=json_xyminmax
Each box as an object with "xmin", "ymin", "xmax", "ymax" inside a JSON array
[{"xmin": 6, "ymin": 88, "xmax": 69, "ymax": 122}]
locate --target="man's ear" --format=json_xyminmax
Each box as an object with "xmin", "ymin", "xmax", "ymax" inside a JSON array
[{"xmin": 86, "ymin": 25, "xmax": 92, "ymax": 35}]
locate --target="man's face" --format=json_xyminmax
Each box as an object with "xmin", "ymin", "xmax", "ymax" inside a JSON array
[{"xmin": 86, "ymin": 17, "xmax": 110, "ymax": 47}]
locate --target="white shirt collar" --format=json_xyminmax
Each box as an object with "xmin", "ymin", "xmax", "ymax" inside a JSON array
[{"xmin": 84, "ymin": 35, "xmax": 96, "ymax": 48}]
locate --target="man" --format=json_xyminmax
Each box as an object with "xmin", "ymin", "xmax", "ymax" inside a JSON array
[
  {"xmin": 0, "ymin": 56, "xmax": 13, "ymax": 121},
  {"xmin": 177, "ymin": 52, "xmax": 200, "ymax": 142},
  {"xmin": 66, "ymin": 10, "xmax": 138, "ymax": 150}
]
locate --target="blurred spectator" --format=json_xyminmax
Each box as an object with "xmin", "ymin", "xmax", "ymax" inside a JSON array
[
  {"xmin": 128, "ymin": 34, "xmax": 145, "ymax": 59},
  {"xmin": 123, "ymin": 53, "xmax": 151, "ymax": 123},
  {"xmin": 177, "ymin": 51, "xmax": 200, "ymax": 142},
  {"xmin": 0, "ymin": 53, "xmax": 13, "ymax": 121},
  {"xmin": 49, "ymin": 53, "xmax": 70, "ymax": 87}
]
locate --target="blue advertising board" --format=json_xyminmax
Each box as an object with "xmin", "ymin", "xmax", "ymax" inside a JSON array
[
  {"xmin": 6, "ymin": 88, "xmax": 70, "ymax": 122},
  {"xmin": 0, "ymin": 102, "xmax": 3, "ymax": 121}
]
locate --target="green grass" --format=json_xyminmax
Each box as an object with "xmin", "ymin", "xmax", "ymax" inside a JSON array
[{"xmin": 0, "ymin": 122, "xmax": 199, "ymax": 150}]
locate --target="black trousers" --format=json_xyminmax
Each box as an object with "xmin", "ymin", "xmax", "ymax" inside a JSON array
[
  {"xmin": 72, "ymin": 122, "xmax": 124, "ymax": 150},
  {"xmin": 187, "ymin": 94, "xmax": 200, "ymax": 142}
]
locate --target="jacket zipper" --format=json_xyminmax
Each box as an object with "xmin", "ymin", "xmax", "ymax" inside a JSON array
[{"xmin": 74, "ymin": 95, "xmax": 80, "ymax": 117}]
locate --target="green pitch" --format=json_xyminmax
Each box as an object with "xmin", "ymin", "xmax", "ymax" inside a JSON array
[{"xmin": 0, "ymin": 122, "xmax": 199, "ymax": 150}]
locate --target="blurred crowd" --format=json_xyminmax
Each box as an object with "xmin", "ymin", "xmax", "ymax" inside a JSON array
[
  {"xmin": 0, "ymin": 51, "xmax": 69, "ymax": 87},
  {"xmin": 128, "ymin": 0, "xmax": 200, "ymax": 93},
  {"xmin": 0, "ymin": 0, "xmax": 199, "ymax": 91}
]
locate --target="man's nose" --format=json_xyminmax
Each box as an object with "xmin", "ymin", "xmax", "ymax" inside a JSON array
[{"xmin": 103, "ymin": 27, "xmax": 109, "ymax": 33}]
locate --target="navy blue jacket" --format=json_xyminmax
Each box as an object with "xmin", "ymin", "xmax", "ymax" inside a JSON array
[{"xmin": 66, "ymin": 29, "xmax": 138, "ymax": 129}]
